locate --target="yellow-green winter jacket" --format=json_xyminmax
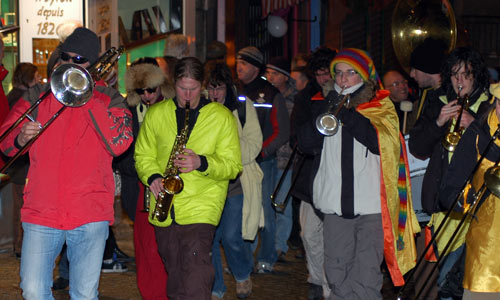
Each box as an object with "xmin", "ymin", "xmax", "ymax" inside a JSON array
[{"xmin": 134, "ymin": 98, "xmax": 242, "ymax": 227}]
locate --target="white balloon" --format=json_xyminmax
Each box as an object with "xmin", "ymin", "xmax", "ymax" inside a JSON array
[{"xmin": 268, "ymin": 16, "xmax": 288, "ymax": 38}]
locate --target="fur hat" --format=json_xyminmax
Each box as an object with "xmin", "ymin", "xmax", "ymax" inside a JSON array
[{"xmin": 125, "ymin": 63, "xmax": 175, "ymax": 106}]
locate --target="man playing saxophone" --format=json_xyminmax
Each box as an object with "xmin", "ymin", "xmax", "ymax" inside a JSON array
[
  {"xmin": 134, "ymin": 57, "xmax": 242, "ymax": 300},
  {"xmin": 0, "ymin": 28, "xmax": 133, "ymax": 299}
]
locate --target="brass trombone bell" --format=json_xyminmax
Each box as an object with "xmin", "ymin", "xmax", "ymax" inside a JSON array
[{"xmin": 484, "ymin": 166, "xmax": 500, "ymax": 198}]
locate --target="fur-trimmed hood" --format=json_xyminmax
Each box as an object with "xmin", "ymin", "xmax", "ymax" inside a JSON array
[
  {"xmin": 346, "ymin": 78, "xmax": 378, "ymax": 108},
  {"xmin": 327, "ymin": 78, "xmax": 378, "ymax": 110},
  {"xmin": 124, "ymin": 63, "xmax": 175, "ymax": 106}
]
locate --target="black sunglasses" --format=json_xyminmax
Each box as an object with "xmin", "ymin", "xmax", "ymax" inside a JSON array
[
  {"xmin": 60, "ymin": 52, "xmax": 89, "ymax": 64},
  {"xmin": 135, "ymin": 87, "xmax": 157, "ymax": 95}
]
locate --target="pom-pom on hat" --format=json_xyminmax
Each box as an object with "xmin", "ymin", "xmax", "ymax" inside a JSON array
[
  {"xmin": 61, "ymin": 27, "xmax": 100, "ymax": 65},
  {"xmin": 330, "ymin": 48, "xmax": 382, "ymax": 88}
]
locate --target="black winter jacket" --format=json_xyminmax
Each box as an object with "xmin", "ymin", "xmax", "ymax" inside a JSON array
[{"xmin": 409, "ymin": 87, "xmax": 490, "ymax": 213}]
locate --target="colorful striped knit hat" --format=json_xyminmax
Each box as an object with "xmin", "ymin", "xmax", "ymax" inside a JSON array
[{"xmin": 330, "ymin": 48, "xmax": 382, "ymax": 88}]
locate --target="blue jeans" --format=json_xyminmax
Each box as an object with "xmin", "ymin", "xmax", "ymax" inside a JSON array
[
  {"xmin": 437, "ymin": 244, "xmax": 465, "ymax": 300},
  {"xmin": 275, "ymin": 168, "xmax": 292, "ymax": 254},
  {"xmin": 253, "ymin": 158, "xmax": 278, "ymax": 268},
  {"xmin": 20, "ymin": 221, "xmax": 109, "ymax": 300},
  {"xmin": 211, "ymin": 194, "xmax": 253, "ymax": 298},
  {"xmin": 58, "ymin": 245, "xmax": 69, "ymax": 280}
]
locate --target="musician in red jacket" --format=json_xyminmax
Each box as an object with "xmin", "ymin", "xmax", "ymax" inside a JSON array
[{"xmin": 0, "ymin": 28, "xmax": 133, "ymax": 299}]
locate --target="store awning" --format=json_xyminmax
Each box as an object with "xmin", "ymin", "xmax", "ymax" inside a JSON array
[{"xmin": 261, "ymin": 0, "xmax": 305, "ymax": 18}]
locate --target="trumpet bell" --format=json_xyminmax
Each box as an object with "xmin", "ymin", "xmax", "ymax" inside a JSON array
[
  {"xmin": 162, "ymin": 175, "xmax": 184, "ymax": 195},
  {"xmin": 316, "ymin": 113, "xmax": 340, "ymax": 136},
  {"xmin": 442, "ymin": 132, "xmax": 461, "ymax": 152},
  {"xmin": 50, "ymin": 63, "xmax": 93, "ymax": 107},
  {"xmin": 484, "ymin": 166, "xmax": 500, "ymax": 198}
]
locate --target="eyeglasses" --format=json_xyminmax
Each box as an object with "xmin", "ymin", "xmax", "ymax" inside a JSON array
[
  {"xmin": 207, "ymin": 86, "xmax": 226, "ymax": 92},
  {"xmin": 135, "ymin": 87, "xmax": 157, "ymax": 95},
  {"xmin": 60, "ymin": 52, "xmax": 89, "ymax": 64},
  {"xmin": 334, "ymin": 69, "xmax": 358, "ymax": 79},
  {"xmin": 389, "ymin": 80, "xmax": 408, "ymax": 88}
]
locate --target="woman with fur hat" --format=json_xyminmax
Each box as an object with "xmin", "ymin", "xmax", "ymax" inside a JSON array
[
  {"xmin": 296, "ymin": 48, "xmax": 419, "ymax": 299},
  {"xmin": 113, "ymin": 57, "xmax": 174, "ymax": 300}
]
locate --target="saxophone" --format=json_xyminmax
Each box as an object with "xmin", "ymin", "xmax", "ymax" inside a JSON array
[{"xmin": 152, "ymin": 101, "xmax": 191, "ymax": 222}]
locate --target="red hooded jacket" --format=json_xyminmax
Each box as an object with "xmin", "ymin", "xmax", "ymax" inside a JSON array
[{"xmin": 0, "ymin": 82, "xmax": 133, "ymax": 229}]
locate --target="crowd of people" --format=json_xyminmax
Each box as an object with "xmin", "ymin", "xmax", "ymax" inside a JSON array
[{"xmin": 1, "ymin": 22, "xmax": 500, "ymax": 300}]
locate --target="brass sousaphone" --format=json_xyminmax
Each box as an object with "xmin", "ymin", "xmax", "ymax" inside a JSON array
[{"xmin": 391, "ymin": 0, "xmax": 457, "ymax": 74}]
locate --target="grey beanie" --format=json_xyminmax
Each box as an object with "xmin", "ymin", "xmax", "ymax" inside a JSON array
[
  {"xmin": 61, "ymin": 28, "xmax": 100, "ymax": 65},
  {"xmin": 266, "ymin": 57, "xmax": 291, "ymax": 77},
  {"xmin": 237, "ymin": 46, "xmax": 264, "ymax": 69}
]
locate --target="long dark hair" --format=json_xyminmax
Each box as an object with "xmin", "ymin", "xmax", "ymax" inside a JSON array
[{"xmin": 441, "ymin": 47, "xmax": 489, "ymax": 99}]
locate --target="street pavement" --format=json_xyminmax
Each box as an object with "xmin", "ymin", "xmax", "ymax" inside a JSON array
[{"xmin": 0, "ymin": 212, "xmax": 416, "ymax": 300}]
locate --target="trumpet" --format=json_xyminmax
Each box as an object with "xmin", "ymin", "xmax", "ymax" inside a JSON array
[
  {"xmin": 442, "ymin": 86, "xmax": 470, "ymax": 152},
  {"xmin": 315, "ymin": 86, "xmax": 350, "ymax": 136},
  {"xmin": 0, "ymin": 47, "xmax": 124, "ymax": 176},
  {"xmin": 398, "ymin": 123, "xmax": 500, "ymax": 299}
]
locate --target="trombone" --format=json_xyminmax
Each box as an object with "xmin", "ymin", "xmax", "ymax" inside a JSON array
[
  {"xmin": 398, "ymin": 123, "xmax": 500, "ymax": 299},
  {"xmin": 270, "ymin": 145, "xmax": 306, "ymax": 212},
  {"xmin": 0, "ymin": 47, "xmax": 124, "ymax": 177}
]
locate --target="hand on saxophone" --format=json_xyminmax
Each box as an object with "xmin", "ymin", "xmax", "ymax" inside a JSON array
[
  {"xmin": 174, "ymin": 148, "xmax": 201, "ymax": 173},
  {"xmin": 150, "ymin": 177, "xmax": 164, "ymax": 199},
  {"xmin": 17, "ymin": 121, "xmax": 42, "ymax": 147}
]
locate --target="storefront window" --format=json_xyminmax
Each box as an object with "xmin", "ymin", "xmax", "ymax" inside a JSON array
[
  {"xmin": 118, "ymin": 0, "xmax": 181, "ymax": 45},
  {"xmin": 0, "ymin": 0, "xmax": 19, "ymax": 91}
]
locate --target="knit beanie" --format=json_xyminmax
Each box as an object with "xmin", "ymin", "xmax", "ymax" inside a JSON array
[
  {"xmin": 409, "ymin": 38, "xmax": 446, "ymax": 75},
  {"xmin": 330, "ymin": 48, "xmax": 382, "ymax": 87},
  {"xmin": 266, "ymin": 57, "xmax": 291, "ymax": 77},
  {"xmin": 237, "ymin": 46, "xmax": 264, "ymax": 69},
  {"xmin": 61, "ymin": 27, "xmax": 100, "ymax": 65}
]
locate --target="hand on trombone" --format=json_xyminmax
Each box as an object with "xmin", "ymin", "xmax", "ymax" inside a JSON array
[{"xmin": 17, "ymin": 121, "xmax": 42, "ymax": 147}]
